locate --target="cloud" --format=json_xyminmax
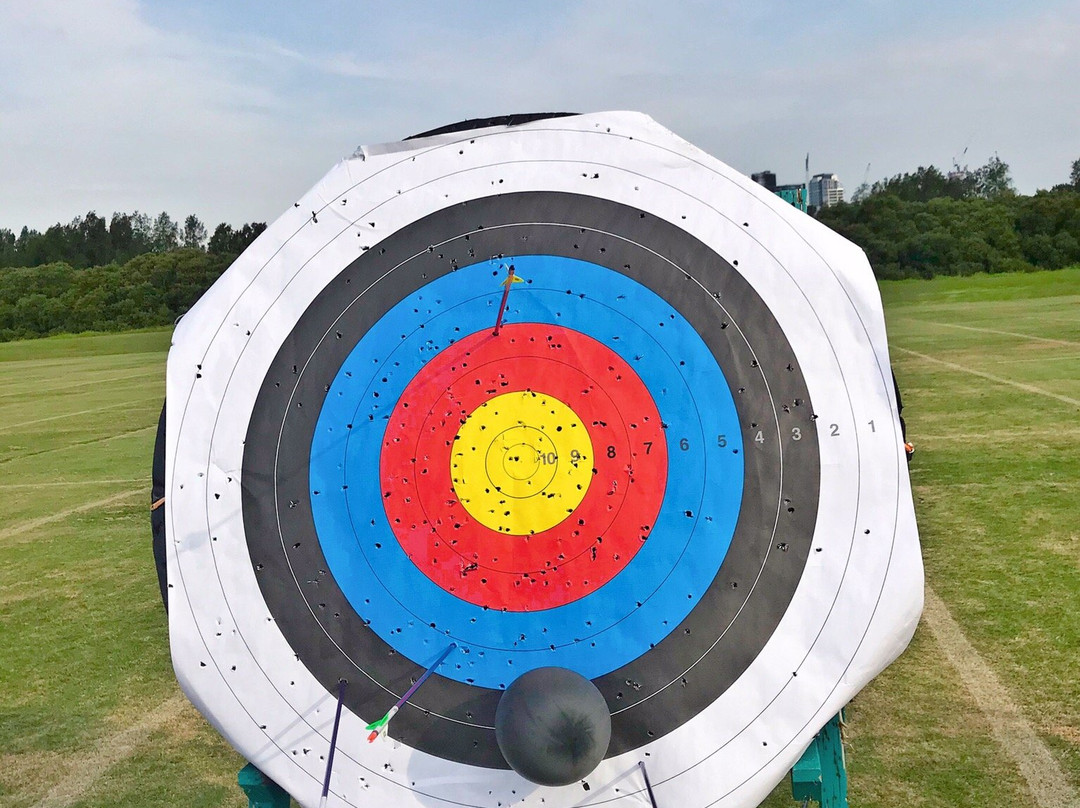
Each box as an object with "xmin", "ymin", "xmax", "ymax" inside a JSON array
[
  {"xmin": 702, "ymin": 4, "xmax": 1080, "ymax": 190},
  {"xmin": 314, "ymin": 0, "xmax": 1079, "ymax": 192},
  {"xmin": 0, "ymin": 0, "xmax": 338, "ymax": 229},
  {"xmin": 0, "ymin": 0, "xmax": 1076, "ymax": 231}
]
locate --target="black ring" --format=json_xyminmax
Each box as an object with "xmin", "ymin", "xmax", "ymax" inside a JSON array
[{"xmin": 241, "ymin": 191, "xmax": 820, "ymax": 768}]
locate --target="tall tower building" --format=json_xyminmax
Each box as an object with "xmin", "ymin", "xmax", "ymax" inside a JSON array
[{"xmin": 809, "ymin": 173, "xmax": 844, "ymax": 208}]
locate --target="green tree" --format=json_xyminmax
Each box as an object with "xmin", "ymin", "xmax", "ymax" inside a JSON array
[
  {"xmin": 868, "ymin": 165, "xmax": 976, "ymax": 202},
  {"xmin": 0, "ymin": 229, "xmax": 15, "ymax": 266},
  {"xmin": 75, "ymin": 212, "xmax": 110, "ymax": 267},
  {"xmin": 849, "ymin": 181, "xmax": 872, "ymax": 203},
  {"xmin": 131, "ymin": 211, "xmax": 153, "ymax": 249},
  {"xmin": 107, "ymin": 211, "xmax": 154, "ymax": 262},
  {"xmin": 207, "ymin": 221, "xmax": 267, "ymax": 255},
  {"xmin": 1071, "ymin": 158, "xmax": 1080, "ymax": 188},
  {"xmin": 150, "ymin": 212, "xmax": 179, "ymax": 252},
  {"xmin": 0, "ymin": 249, "xmax": 232, "ymax": 341},
  {"xmin": 182, "ymin": 215, "xmax": 207, "ymax": 250},
  {"xmin": 109, "ymin": 213, "xmax": 139, "ymax": 262},
  {"xmin": 38, "ymin": 224, "xmax": 72, "ymax": 265},
  {"xmin": 971, "ymin": 154, "xmax": 1014, "ymax": 199},
  {"xmin": 207, "ymin": 222, "xmax": 235, "ymax": 254},
  {"xmin": 235, "ymin": 222, "xmax": 266, "ymax": 251}
]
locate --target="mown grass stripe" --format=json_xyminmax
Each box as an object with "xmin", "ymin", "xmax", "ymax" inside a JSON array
[
  {"xmin": 923, "ymin": 587, "xmax": 1079, "ymax": 808},
  {"xmin": 0, "ymin": 370, "xmax": 158, "ymax": 402},
  {"xmin": 30, "ymin": 694, "xmax": 188, "ymax": 808},
  {"xmin": 0, "ymin": 478, "xmax": 146, "ymax": 489},
  {"xmin": 0, "ymin": 489, "xmax": 143, "ymax": 542},
  {"xmin": 0, "ymin": 398, "xmax": 161, "ymax": 433},
  {"xmin": 893, "ymin": 346, "xmax": 1080, "ymax": 408},
  {"xmin": 896, "ymin": 319, "xmax": 1080, "ymax": 348},
  {"xmin": 0, "ymin": 424, "xmax": 155, "ymax": 466}
]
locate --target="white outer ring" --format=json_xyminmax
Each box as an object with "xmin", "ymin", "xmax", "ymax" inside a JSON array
[{"xmin": 166, "ymin": 111, "xmax": 922, "ymax": 808}]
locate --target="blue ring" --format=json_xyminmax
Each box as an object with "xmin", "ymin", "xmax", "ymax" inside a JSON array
[{"xmin": 310, "ymin": 256, "xmax": 743, "ymax": 687}]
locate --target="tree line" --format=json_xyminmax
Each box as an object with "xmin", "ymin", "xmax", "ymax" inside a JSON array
[
  {"xmin": 0, "ymin": 209, "xmax": 267, "ymax": 342},
  {"xmin": 2, "ymin": 157, "xmax": 1079, "ymax": 341},
  {"xmin": 0, "ymin": 250, "xmax": 235, "ymax": 342},
  {"xmin": 0, "ymin": 210, "xmax": 266, "ymax": 269},
  {"xmin": 816, "ymin": 157, "xmax": 1080, "ymax": 279}
]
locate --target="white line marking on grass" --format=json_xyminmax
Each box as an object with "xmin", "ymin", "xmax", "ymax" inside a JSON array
[
  {"xmin": 0, "ymin": 398, "xmax": 160, "ymax": 433},
  {"xmin": 980, "ymin": 354, "xmax": 1080, "ymax": 366},
  {"xmin": 31, "ymin": 694, "xmax": 187, "ymax": 808},
  {"xmin": 894, "ymin": 347, "xmax": 1080, "ymax": 408},
  {"xmin": 0, "ymin": 424, "xmax": 155, "ymax": 466},
  {"xmin": 897, "ymin": 319, "xmax": 1080, "ymax": 347},
  {"xmin": 0, "ymin": 489, "xmax": 143, "ymax": 542},
  {"xmin": 924, "ymin": 587, "xmax": 1080, "ymax": 808},
  {"xmin": 914, "ymin": 426, "xmax": 1080, "ymax": 442},
  {"xmin": 0, "ymin": 370, "xmax": 155, "ymax": 401},
  {"xmin": 0, "ymin": 478, "xmax": 145, "ymax": 489}
]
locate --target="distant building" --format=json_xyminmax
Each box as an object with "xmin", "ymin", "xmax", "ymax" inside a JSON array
[
  {"xmin": 751, "ymin": 171, "xmax": 777, "ymax": 192},
  {"xmin": 775, "ymin": 184, "xmax": 806, "ymax": 212},
  {"xmin": 809, "ymin": 173, "xmax": 844, "ymax": 208},
  {"xmin": 753, "ymin": 170, "xmax": 806, "ymax": 212}
]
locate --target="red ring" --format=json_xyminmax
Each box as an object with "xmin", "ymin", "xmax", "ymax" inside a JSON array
[{"xmin": 380, "ymin": 323, "xmax": 667, "ymax": 611}]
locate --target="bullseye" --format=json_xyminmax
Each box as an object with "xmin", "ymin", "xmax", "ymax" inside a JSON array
[
  {"xmin": 498, "ymin": 434, "xmax": 546, "ymax": 481},
  {"xmin": 452, "ymin": 391, "xmax": 593, "ymax": 535}
]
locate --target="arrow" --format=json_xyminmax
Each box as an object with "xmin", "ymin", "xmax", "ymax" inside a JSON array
[
  {"xmin": 493, "ymin": 265, "xmax": 524, "ymax": 336},
  {"xmin": 366, "ymin": 642, "xmax": 457, "ymax": 742},
  {"xmin": 318, "ymin": 679, "xmax": 347, "ymax": 808},
  {"xmin": 639, "ymin": 760, "xmax": 659, "ymax": 808}
]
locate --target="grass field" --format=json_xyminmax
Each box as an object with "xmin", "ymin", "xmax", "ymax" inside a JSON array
[{"xmin": 1, "ymin": 268, "xmax": 1077, "ymax": 807}]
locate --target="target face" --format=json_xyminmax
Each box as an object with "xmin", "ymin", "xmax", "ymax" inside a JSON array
[{"xmin": 165, "ymin": 113, "xmax": 922, "ymax": 808}]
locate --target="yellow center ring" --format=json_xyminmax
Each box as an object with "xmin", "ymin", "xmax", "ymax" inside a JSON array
[{"xmin": 450, "ymin": 391, "xmax": 593, "ymax": 535}]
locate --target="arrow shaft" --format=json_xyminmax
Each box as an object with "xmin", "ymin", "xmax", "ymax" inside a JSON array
[
  {"xmin": 493, "ymin": 267, "xmax": 516, "ymax": 335},
  {"xmin": 320, "ymin": 680, "xmax": 348, "ymax": 802},
  {"xmin": 639, "ymin": 760, "xmax": 659, "ymax": 808},
  {"xmin": 367, "ymin": 643, "xmax": 456, "ymax": 742},
  {"xmin": 395, "ymin": 642, "xmax": 457, "ymax": 708}
]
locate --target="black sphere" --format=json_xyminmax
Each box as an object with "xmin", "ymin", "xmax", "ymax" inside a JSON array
[{"xmin": 495, "ymin": 667, "xmax": 612, "ymax": 786}]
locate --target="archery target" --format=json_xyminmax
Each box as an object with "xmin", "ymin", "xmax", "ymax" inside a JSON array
[{"xmin": 165, "ymin": 112, "xmax": 923, "ymax": 808}]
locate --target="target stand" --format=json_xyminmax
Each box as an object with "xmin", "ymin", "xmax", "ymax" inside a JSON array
[{"xmin": 162, "ymin": 112, "xmax": 922, "ymax": 808}]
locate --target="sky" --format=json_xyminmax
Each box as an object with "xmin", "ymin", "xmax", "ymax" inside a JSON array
[{"xmin": 2, "ymin": 0, "xmax": 1078, "ymax": 231}]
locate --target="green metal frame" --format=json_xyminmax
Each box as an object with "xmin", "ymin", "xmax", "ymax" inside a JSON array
[
  {"xmin": 238, "ymin": 763, "xmax": 291, "ymax": 808},
  {"xmin": 791, "ymin": 711, "xmax": 848, "ymax": 807},
  {"xmin": 236, "ymin": 710, "xmax": 848, "ymax": 808}
]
